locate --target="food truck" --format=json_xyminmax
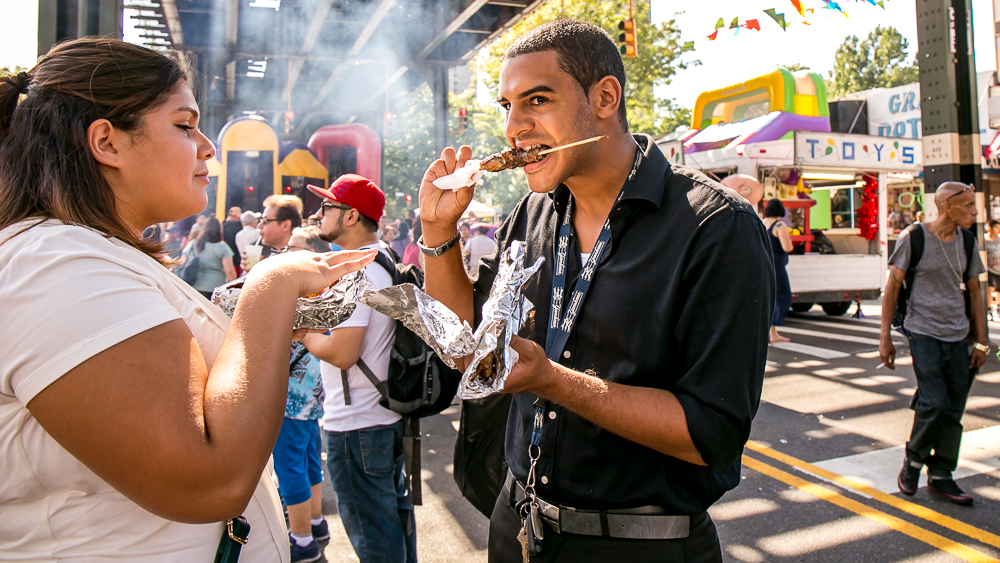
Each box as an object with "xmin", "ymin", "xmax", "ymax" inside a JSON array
[{"xmin": 662, "ymin": 69, "xmax": 925, "ymax": 315}]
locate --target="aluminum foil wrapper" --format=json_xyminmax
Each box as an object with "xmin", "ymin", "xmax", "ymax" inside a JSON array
[
  {"xmin": 359, "ymin": 284, "xmax": 477, "ymax": 369},
  {"xmin": 460, "ymin": 240, "xmax": 543, "ymax": 399},
  {"xmin": 359, "ymin": 240, "xmax": 543, "ymax": 399},
  {"xmin": 211, "ymin": 270, "xmax": 370, "ymax": 330}
]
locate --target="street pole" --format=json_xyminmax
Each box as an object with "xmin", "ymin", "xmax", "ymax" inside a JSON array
[{"xmin": 916, "ymin": 0, "xmax": 989, "ymax": 325}]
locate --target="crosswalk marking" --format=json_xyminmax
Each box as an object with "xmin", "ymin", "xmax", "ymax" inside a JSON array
[
  {"xmin": 777, "ymin": 326, "xmax": 904, "ymax": 346},
  {"xmin": 790, "ymin": 318, "xmax": 885, "ymax": 335},
  {"xmin": 811, "ymin": 425, "xmax": 1000, "ymax": 494},
  {"xmin": 769, "ymin": 341, "xmax": 849, "ymax": 359}
]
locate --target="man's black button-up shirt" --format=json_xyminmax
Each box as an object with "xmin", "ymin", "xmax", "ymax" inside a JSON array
[{"xmin": 472, "ymin": 134, "xmax": 774, "ymax": 514}]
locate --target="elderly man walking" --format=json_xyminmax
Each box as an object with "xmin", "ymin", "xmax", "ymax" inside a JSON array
[{"xmin": 880, "ymin": 182, "xmax": 988, "ymax": 506}]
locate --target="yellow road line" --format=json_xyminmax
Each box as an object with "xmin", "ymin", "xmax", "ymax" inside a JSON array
[
  {"xmin": 742, "ymin": 455, "xmax": 1000, "ymax": 563},
  {"xmin": 746, "ymin": 440, "xmax": 1000, "ymax": 550}
]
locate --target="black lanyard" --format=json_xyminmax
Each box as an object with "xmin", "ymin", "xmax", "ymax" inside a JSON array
[{"xmin": 530, "ymin": 146, "xmax": 642, "ymax": 451}]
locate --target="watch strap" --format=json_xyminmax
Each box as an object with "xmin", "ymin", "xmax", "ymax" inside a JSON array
[
  {"xmin": 974, "ymin": 342, "xmax": 990, "ymax": 353},
  {"xmin": 417, "ymin": 230, "xmax": 462, "ymax": 258}
]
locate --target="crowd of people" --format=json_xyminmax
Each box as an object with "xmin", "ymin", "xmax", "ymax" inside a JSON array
[{"xmin": 3, "ymin": 15, "xmax": 988, "ymax": 563}]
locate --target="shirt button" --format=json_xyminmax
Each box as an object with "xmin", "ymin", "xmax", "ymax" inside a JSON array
[
  {"xmin": 541, "ymin": 476, "xmax": 549, "ymax": 484},
  {"xmin": 563, "ymin": 350, "xmax": 571, "ymax": 359},
  {"xmin": 548, "ymin": 411, "xmax": 557, "ymax": 420}
]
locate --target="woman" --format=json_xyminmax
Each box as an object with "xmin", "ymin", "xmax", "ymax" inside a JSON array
[
  {"xmin": 763, "ymin": 199, "xmax": 794, "ymax": 343},
  {"xmin": 0, "ymin": 38, "xmax": 374, "ymax": 561},
  {"xmin": 183, "ymin": 215, "xmax": 237, "ymax": 299}
]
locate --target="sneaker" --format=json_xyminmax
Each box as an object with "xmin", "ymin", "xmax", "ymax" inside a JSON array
[
  {"xmin": 289, "ymin": 534, "xmax": 321, "ymax": 563},
  {"xmin": 897, "ymin": 460, "xmax": 921, "ymax": 496},
  {"xmin": 927, "ymin": 478, "xmax": 974, "ymax": 506},
  {"xmin": 311, "ymin": 518, "xmax": 330, "ymax": 542}
]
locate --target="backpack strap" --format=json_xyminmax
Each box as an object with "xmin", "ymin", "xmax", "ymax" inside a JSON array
[
  {"xmin": 341, "ymin": 358, "xmax": 390, "ymax": 406},
  {"xmin": 907, "ymin": 224, "xmax": 925, "ymax": 276},
  {"xmin": 960, "ymin": 227, "xmax": 976, "ymax": 280}
]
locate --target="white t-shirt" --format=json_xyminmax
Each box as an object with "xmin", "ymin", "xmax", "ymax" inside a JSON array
[
  {"xmin": 235, "ymin": 225, "xmax": 260, "ymax": 256},
  {"xmin": 320, "ymin": 244, "xmax": 400, "ymax": 432},
  {"xmin": 0, "ymin": 220, "xmax": 288, "ymax": 563},
  {"xmin": 465, "ymin": 234, "xmax": 497, "ymax": 272}
]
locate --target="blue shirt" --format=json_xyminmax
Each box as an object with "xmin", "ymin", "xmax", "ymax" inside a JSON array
[{"xmin": 286, "ymin": 342, "xmax": 324, "ymax": 420}]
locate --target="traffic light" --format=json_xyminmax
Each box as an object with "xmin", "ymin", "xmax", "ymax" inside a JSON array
[
  {"xmin": 458, "ymin": 108, "xmax": 468, "ymax": 134},
  {"xmin": 618, "ymin": 19, "xmax": 637, "ymax": 57}
]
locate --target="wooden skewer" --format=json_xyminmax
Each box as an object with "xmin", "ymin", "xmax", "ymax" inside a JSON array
[{"xmin": 537, "ymin": 135, "xmax": 607, "ymax": 156}]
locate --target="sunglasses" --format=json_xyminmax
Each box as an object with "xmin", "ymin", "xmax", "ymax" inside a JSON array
[
  {"xmin": 259, "ymin": 217, "xmax": 279, "ymax": 225},
  {"xmin": 320, "ymin": 201, "xmax": 352, "ymax": 214}
]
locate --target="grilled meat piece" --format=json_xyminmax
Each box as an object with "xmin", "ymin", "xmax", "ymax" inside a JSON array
[{"xmin": 479, "ymin": 146, "xmax": 543, "ymax": 172}]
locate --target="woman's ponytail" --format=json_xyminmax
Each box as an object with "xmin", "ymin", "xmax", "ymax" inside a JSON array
[{"xmin": 0, "ymin": 71, "xmax": 31, "ymax": 141}]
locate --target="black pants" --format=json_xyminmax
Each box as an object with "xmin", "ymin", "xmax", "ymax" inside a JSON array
[
  {"xmin": 905, "ymin": 333, "xmax": 975, "ymax": 478},
  {"xmin": 487, "ymin": 493, "xmax": 723, "ymax": 563}
]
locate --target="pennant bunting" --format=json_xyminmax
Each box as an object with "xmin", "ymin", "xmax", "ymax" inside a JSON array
[
  {"xmin": 729, "ymin": 17, "xmax": 739, "ymax": 28},
  {"xmin": 715, "ymin": 18, "xmax": 725, "ymax": 29},
  {"xmin": 708, "ymin": 29, "xmax": 719, "ymax": 40},
  {"xmin": 789, "ymin": 0, "xmax": 805, "ymax": 16},
  {"xmin": 742, "ymin": 19, "xmax": 761, "ymax": 31},
  {"xmin": 763, "ymin": 8, "xmax": 790, "ymax": 31},
  {"xmin": 876, "ymin": 0, "xmax": 884, "ymax": 7}
]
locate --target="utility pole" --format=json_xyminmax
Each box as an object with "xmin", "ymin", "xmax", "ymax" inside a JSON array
[{"xmin": 916, "ymin": 0, "xmax": 988, "ymax": 321}]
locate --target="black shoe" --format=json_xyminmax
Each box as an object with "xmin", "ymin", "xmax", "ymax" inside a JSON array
[
  {"xmin": 311, "ymin": 518, "xmax": 330, "ymax": 542},
  {"xmin": 928, "ymin": 478, "xmax": 974, "ymax": 506},
  {"xmin": 897, "ymin": 460, "xmax": 920, "ymax": 496}
]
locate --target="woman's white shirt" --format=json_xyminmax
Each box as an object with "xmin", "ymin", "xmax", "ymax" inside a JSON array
[{"xmin": 0, "ymin": 220, "xmax": 288, "ymax": 562}]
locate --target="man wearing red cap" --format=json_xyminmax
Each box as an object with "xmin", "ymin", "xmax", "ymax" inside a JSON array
[{"xmin": 301, "ymin": 174, "xmax": 417, "ymax": 563}]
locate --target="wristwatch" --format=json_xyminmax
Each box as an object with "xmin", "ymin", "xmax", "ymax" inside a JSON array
[
  {"xmin": 417, "ymin": 230, "xmax": 462, "ymax": 258},
  {"xmin": 974, "ymin": 342, "xmax": 990, "ymax": 355}
]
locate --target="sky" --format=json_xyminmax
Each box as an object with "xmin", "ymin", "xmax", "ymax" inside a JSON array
[
  {"xmin": 1, "ymin": 0, "xmax": 997, "ymax": 109},
  {"xmin": 651, "ymin": 0, "xmax": 998, "ymax": 108}
]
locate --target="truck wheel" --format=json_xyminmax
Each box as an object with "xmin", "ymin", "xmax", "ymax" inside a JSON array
[
  {"xmin": 821, "ymin": 302, "xmax": 852, "ymax": 316},
  {"xmin": 790, "ymin": 303, "xmax": 814, "ymax": 313}
]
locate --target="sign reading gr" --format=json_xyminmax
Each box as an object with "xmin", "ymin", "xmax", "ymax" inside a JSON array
[{"xmin": 794, "ymin": 132, "xmax": 922, "ymax": 171}]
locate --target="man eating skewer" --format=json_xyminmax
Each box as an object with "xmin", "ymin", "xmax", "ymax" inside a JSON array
[{"xmin": 418, "ymin": 19, "xmax": 774, "ymax": 563}]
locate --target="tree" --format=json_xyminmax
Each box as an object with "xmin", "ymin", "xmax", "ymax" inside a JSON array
[
  {"xmin": 380, "ymin": 1, "xmax": 698, "ymax": 219},
  {"xmin": 827, "ymin": 26, "xmax": 919, "ymax": 97},
  {"xmin": 783, "ymin": 63, "xmax": 810, "ymax": 72}
]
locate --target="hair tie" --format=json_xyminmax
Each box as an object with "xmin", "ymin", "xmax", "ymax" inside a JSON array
[{"xmin": 2, "ymin": 71, "xmax": 30, "ymax": 94}]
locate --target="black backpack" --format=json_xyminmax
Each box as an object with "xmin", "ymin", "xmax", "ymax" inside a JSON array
[
  {"xmin": 892, "ymin": 224, "xmax": 976, "ymax": 331},
  {"xmin": 340, "ymin": 250, "xmax": 463, "ymax": 504}
]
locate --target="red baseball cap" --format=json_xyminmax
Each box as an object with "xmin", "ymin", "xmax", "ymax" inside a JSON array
[{"xmin": 308, "ymin": 174, "xmax": 385, "ymax": 223}]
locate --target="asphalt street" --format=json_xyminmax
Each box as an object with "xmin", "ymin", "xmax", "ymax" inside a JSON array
[{"xmin": 311, "ymin": 302, "xmax": 1000, "ymax": 562}]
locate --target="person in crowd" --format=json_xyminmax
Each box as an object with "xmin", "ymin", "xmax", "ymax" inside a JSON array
[
  {"xmin": 458, "ymin": 221, "xmax": 471, "ymax": 244},
  {"xmin": 162, "ymin": 224, "xmax": 183, "ymax": 260},
  {"xmin": 402, "ymin": 220, "xmax": 422, "ymax": 268},
  {"xmin": 402, "ymin": 209, "xmax": 416, "ymax": 232},
  {"xmin": 302, "ymin": 175, "xmax": 417, "ymax": 563},
  {"xmin": 181, "ymin": 215, "xmax": 236, "ymax": 299},
  {"xmin": 243, "ymin": 194, "xmax": 303, "ymax": 270},
  {"xmin": 418, "ymin": 19, "xmax": 772, "ymax": 562},
  {"xmin": 986, "ymin": 219, "xmax": 1000, "ymax": 319},
  {"xmin": 0, "ymin": 37, "xmax": 375, "ymax": 561},
  {"xmin": 274, "ymin": 226, "xmax": 338, "ymax": 563},
  {"xmin": 763, "ymin": 199, "xmax": 793, "ymax": 343},
  {"xmin": 881, "ymin": 182, "xmax": 987, "ymax": 506},
  {"xmin": 307, "ymin": 212, "xmax": 321, "ymax": 227},
  {"xmin": 464, "ymin": 223, "xmax": 496, "ymax": 276},
  {"xmin": 391, "ymin": 220, "xmax": 410, "ymax": 260},
  {"xmin": 223, "ymin": 205, "xmax": 243, "ymax": 270},
  {"xmin": 235, "ymin": 210, "xmax": 261, "ymax": 258},
  {"xmin": 142, "ymin": 222, "xmax": 162, "ymax": 243},
  {"xmin": 187, "ymin": 213, "xmax": 207, "ymax": 241}
]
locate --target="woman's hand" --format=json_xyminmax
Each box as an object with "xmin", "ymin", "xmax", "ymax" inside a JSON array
[
  {"xmin": 245, "ymin": 248, "xmax": 377, "ymax": 298},
  {"xmin": 419, "ymin": 146, "xmax": 475, "ymax": 242}
]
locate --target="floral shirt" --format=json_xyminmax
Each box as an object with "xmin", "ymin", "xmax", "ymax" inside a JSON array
[{"xmin": 286, "ymin": 342, "xmax": 324, "ymax": 420}]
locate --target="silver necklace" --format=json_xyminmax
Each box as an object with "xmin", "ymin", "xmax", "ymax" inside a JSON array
[{"xmin": 932, "ymin": 224, "xmax": 963, "ymax": 289}]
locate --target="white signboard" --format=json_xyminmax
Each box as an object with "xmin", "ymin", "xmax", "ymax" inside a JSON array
[
  {"xmin": 866, "ymin": 83, "xmax": 921, "ymax": 139},
  {"xmin": 657, "ymin": 140, "xmax": 685, "ymax": 165},
  {"xmin": 794, "ymin": 132, "xmax": 922, "ymax": 171}
]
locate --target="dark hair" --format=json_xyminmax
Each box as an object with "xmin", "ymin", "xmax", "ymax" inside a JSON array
[
  {"xmin": 505, "ymin": 19, "xmax": 628, "ymax": 131},
  {"xmin": 196, "ymin": 216, "xmax": 222, "ymax": 252},
  {"xmin": 764, "ymin": 199, "xmax": 786, "ymax": 218},
  {"xmin": 989, "ymin": 219, "xmax": 1000, "ymax": 229},
  {"xmin": 396, "ymin": 221, "xmax": 410, "ymax": 240},
  {"xmin": 262, "ymin": 194, "xmax": 303, "ymax": 229},
  {"xmin": 0, "ymin": 38, "xmax": 191, "ymax": 264},
  {"xmin": 359, "ymin": 214, "xmax": 378, "ymax": 233}
]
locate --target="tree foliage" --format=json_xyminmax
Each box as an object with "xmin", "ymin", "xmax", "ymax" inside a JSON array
[
  {"xmin": 827, "ymin": 26, "xmax": 919, "ymax": 97},
  {"xmin": 380, "ymin": 1, "xmax": 698, "ymax": 219}
]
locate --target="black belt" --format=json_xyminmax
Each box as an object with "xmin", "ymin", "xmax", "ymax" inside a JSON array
[{"xmin": 502, "ymin": 471, "xmax": 693, "ymax": 540}]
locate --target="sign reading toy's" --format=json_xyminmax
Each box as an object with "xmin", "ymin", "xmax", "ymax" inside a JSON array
[{"xmin": 794, "ymin": 132, "xmax": 922, "ymax": 171}]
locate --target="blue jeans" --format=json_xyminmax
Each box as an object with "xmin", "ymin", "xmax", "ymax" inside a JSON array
[
  {"xmin": 905, "ymin": 332, "xmax": 975, "ymax": 478},
  {"xmin": 326, "ymin": 420, "xmax": 417, "ymax": 563}
]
